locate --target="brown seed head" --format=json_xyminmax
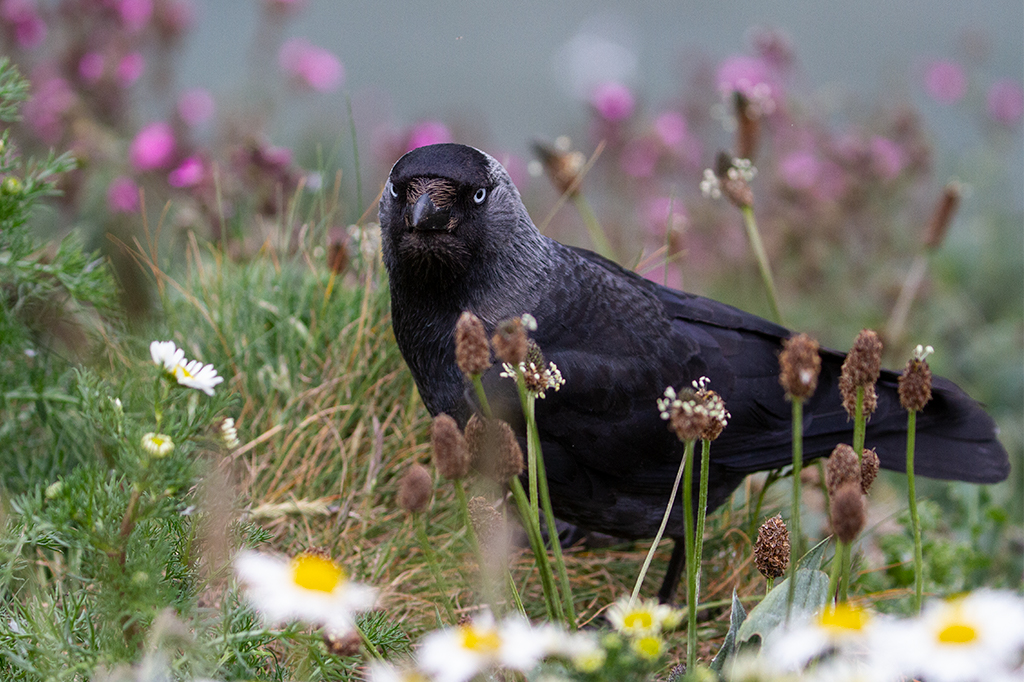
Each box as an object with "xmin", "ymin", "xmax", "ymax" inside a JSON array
[
  {"xmin": 826, "ymin": 443, "xmax": 861, "ymax": 498},
  {"xmin": 666, "ymin": 389, "xmax": 712, "ymax": 442},
  {"xmin": 455, "ymin": 311, "xmax": 491, "ymax": 377},
  {"xmin": 779, "ymin": 333, "xmax": 822, "ymax": 401},
  {"xmin": 492, "ymin": 317, "xmax": 528, "ymax": 366},
  {"xmin": 841, "ymin": 376, "xmax": 878, "ymax": 419},
  {"xmin": 860, "ymin": 448, "xmax": 880, "ymax": 494},
  {"xmin": 754, "ymin": 513, "xmax": 790, "ymax": 579},
  {"xmin": 465, "ymin": 415, "xmax": 524, "ymax": 484},
  {"xmin": 830, "ymin": 481, "xmax": 866, "ymax": 544},
  {"xmin": 431, "ymin": 414, "xmax": 471, "ymax": 480},
  {"xmin": 898, "ymin": 353, "xmax": 933, "ymax": 413},
  {"xmin": 697, "ymin": 387, "xmax": 730, "ymax": 441},
  {"xmin": 468, "ymin": 495, "xmax": 505, "ymax": 546},
  {"xmin": 734, "ymin": 90, "xmax": 761, "ymax": 163},
  {"xmin": 533, "ymin": 140, "xmax": 585, "ymax": 196},
  {"xmin": 841, "ymin": 329, "xmax": 883, "ymax": 388},
  {"xmin": 715, "ymin": 151, "xmax": 755, "ymax": 208},
  {"xmin": 923, "ymin": 181, "xmax": 961, "ymax": 250},
  {"xmin": 398, "ymin": 463, "xmax": 432, "ymax": 513}
]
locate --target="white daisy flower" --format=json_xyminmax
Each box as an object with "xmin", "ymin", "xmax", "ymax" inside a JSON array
[
  {"xmin": 605, "ymin": 596, "xmax": 681, "ymax": 638},
  {"xmin": 141, "ymin": 432, "xmax": 175, "ymax": 458},
  {"xmin": 150, "ymin": 340, "xmax": 185, "ymax": 374},
  {"xmin": 233, "ymin": 550, "xmax": 377, "ymax": 635},
  {"xmin": 219, "ymin": 417, "xmax": 240, "ymax": 448},
  {"xmin": 366, "ymin": 662, "xmax": 430, "ymax": 682},
  {"xmin": 173, "ymin": 358, "xmax": 224, "ymax": 396},
  {"xmin": 765, "ymin": 603, "xmax": 877, "ymax": 672}
]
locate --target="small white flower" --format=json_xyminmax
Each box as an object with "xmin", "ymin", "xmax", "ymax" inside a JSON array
[
  {"xmin": 700, "ymin": 168, "xmax": 722, "ymax": 199},
  {"xmin": 500, "ymin": 360, "xmax": 565, "ymax": 399},
  {"xmin": 520, "ymin": 313, "xmax": 538, "ymax": 331},
  {"xmin": 605, "ymin": 596, "xmax": 681, "ymax": 638},
  {"xmin": 913, "ymin": 344, "xmax": 935, "ymax": 361},
  {"xmin": 141, "ymin": 432, "xmax": 175, "ymax": 458},
  {"xmin": 765, "ymin": 603, "xmax": 876, "ymax": 672},
  {"xmin": 233, "ymin": 550, "xmax": 377, "ymax": 635},
  {"xmin": 219, "ymin": 417, "xmax": 240, "ymax": 449},
  {"xmin": 150, "ymin": 340, "xmax": 185, "ymax": 374},
  {"xmin": 174, "ymin": 358, "xmax": 224, "ymax": 396}
]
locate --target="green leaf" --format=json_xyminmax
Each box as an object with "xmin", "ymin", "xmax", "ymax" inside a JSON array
[
  {"xmin": 737, "ymin": 568, "xmax": 829, "ymax": 645},
  {"xmin": 710, "ymin": 588, "xmax": 748, "ymax": 673},
  {"xmin": 798, "ymin": 536, "xmax": 832, "ymax": 571}
]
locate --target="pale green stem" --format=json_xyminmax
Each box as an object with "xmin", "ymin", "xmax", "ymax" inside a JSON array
[
  {"xmin": 853, "ymin": 385, "xmax": 866, "ymax": 459},
  {"xmin": 509, "ymin": 477, "xmax": 562, "ymax": 621},
  {"xmin": 740, "ymin": 204, "xmax": 783, "ymax": 325},
  {"xmin": 695, "ymin": 439, "xmax": 712, "ymax": 602},
  {"xmin": 571, "ymin": 194, "xmax": 615, "ymax": 261},
  {"xmin": 684, "ymin": 438, "xmax": 698, "ymax": 673},
  {"xmin": 414, "ymin": 513, "xmax": 457, "ymax": 623},
  {"xmin": 907, "ymin": 409, "xmax": 923, "ymax": 613},
  {"xmin": 839, "ymin": 542, "xmax": 853, "ymax": 603},
  {"xmin": 787, "ymin": 399, "xmax": 804, "ymax": 622},
  {"xmin": 827, "ymin": 540, "xmax": 844, "ymax": 606}
]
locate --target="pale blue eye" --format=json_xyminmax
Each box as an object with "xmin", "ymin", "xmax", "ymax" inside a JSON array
[
  {"xmin": 473, "ymin": 188, "xmax": 487, "ymax": 204},
  {"xmin": 389, "ymin": 182, "xmax": 398, "ymax": 198}
]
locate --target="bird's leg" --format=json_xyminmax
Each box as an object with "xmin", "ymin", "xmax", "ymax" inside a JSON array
[{"xmin": 658, "ymin": 539, "xmax": 687, "ymax": 604}]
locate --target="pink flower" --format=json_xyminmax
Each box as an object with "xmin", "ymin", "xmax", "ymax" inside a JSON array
[
  {"xmin": 78, "ymin": 52, "xmax": 105, "ymax": 83},
  {"xmin": 24, "ymin": 74, "xmax": 74, "ymax": 143},
  {"xmin": 177, "ymin": 88, "xmax": 214, "ymax": 126},
  {"xmin": 168, "ymin": 156, "xmax": 203, "ymax": 187},
  {"xmin": 118, "ymin": 0, "xmax": 153, "ymax": 33},
  {"xmin": 644, "ymin": 196, "xmax": 687, "ymax": 237},
  {"xmin": 116, "ymin": 52, "xmax": 145, "ymax": 87},
  {"xmin": 717, "ymin": 54, "xmax": 779, "ymax": 111},
  {"xmin": 778, "ymin": 150, "xmax": 820, "ymax": 191},
  {"xmin": 590, "ymin": 81, "xmax": 634, "ymax": 122},
  {"xmin": 653, "ymin": 111, "xmax": 687, "ymax": 148},
  {"xmin": 870, "ymin": 136, "xmax": 905, "ymax": 181},
  {"xmin": 107, "ymin": 176, "xmax": 140, "ymax": 213},
  {"xmin": 1, "ymin": 0, "xmax": 46, "ymax": 49},
  {"xmin": 620, "ymin": 138, "xmax": 659, "ymax": 178},
  {"xmin": 154, "ymin": 0, "xmax": 194, "ymax": 39},
  {"xmin": 923, "ymin": 59, "xmax": 967, "ymax": 104},
  {"xmin": 406, "ymin": 121, "xmax": 451, "ymax": 151},
  {"xmin": 130, "ymin": 122, "xmax": 176, "ymax": 171},
  {"xmin": 266, "ymin": 0, "xmax": 305, "ymax": 13},
  {"xmin": 987, "ymin": 79, "xmax": 1023, "ymax": 127},
  {"xmin": 279, "ymin": 38, "xmax": 343, "ymax": 93}
]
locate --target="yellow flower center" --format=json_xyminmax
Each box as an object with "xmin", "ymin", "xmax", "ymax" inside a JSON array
[
  {"xmin": 459, "ymin": 625, "xmax": 501, "ymax": 653},
  {"xmin": 151, "ymin": 435, "xmax": 168, "ymax": 447},
  {"xmin": 937, "ymin": 622, "xmax": 978, "ymax": 645},
  {"xmin": 290, "ymin": 553, "xmax": 344, "ymax": 593},
  {"xmin": 623, "ymin": 611, "xmax": 654, "ymax": 630},
  {"xmin": 176, "ymin": 364, "xmax": 195, "ymax": 379},
  {"xmin": 819, "ymin": 604, "xmax": 869, "ymax": 632},
  {"xmin": 633, "ymin": 635, "xmax": 664, "ymax": 660}
]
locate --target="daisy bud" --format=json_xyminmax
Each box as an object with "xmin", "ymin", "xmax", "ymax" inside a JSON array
[
  {"xmin": 898, "ymin": 345, "xmax": 934, "ymax": 412},
  {"xmin": 778, "ymin": 333, "xmax": 821, "ymax": 401},
  {"xmin": 455, "ymin": 311, "xmax": 491, "ymax": 377},
  {"xmin": 465, "ymin": 415, "xmax": 524, "ymax": 484},
  {"xmin": 860, "ymin": 448, "xmax": 880, "ymax": 494},
  {"xmin": 830, "ymin": 481, "xmax": 866, "ymax": 544},
  {"xmin": 431, "ymin": 414, "xmax": 471, "ymax": 480},
  {"xmin": 398, "ymin": 464, "xmax": 432, "ymax": 513},
  {"xmin": 754, "ymin": 513, "xmax": 790, "ymax": 580},
  {"xmin": 826, "ymin": 443, "xmax": 861, "ymax": 498},
  {"xmin": 491, "ymin": 317, "xmax": 527, "ymax": 366}
]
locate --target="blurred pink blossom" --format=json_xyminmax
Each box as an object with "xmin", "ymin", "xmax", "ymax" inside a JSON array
[
  {"xmin": 116, "ymin": 52, "xmax": 145, "ymax": 87},
  {"xmin": 590, "ymin": 81, "xmax": 634, "ymax": 122},
  {"xmin": 642, "ymin": 262, "xmax": 682, "ymax": 290},
  {"xmin": 778, "ymin": 150, "xmax": 820, "ymax": 190},
  {"xmin": 155, "ymin": 0, "xmax": 194, "ymax": 39},
  {"xmin": 620, "ymin": 138, "xmax": 659, "ymax": 178},
  {"xmin": 1, "ymin": 0, "xmax": 46, "ymax": 48},
  {"xmin": 118, "ymin": 0, "xmax": 153, "ymax": 33},
  {"xmin": 266, "ymin": 0, "xmax": 306, "ymax": 13},
  {"xmin": 107, "ymin": 176, "xmax": 140, "ymax": 213},
  {"xmin": 78, "ymin": 52, "xmax": 105, "ymax": 83},
  {"xmin": 987, "ymin": 79, "xmax": 1023, "ymax": 126},
  {"xmin": 716, "ymin": 54, "xmax": 778, "ymax": 111},
  {"xmin": 870, "ymin": 136, "xmax": 905, "ymax": 181},
  {"xmin": 177, "ymin": 87, "xmax": 215, "ymax": 126},
  {"xmin": 168, "ymin": 156, "xmax": 203, "ymax": 187},
  {"xmin": 653, "ymin": 111, "xmax": 686, "ymax": 148},
  {"xmin": 279, "ymin": 38, "xmax": 344, "ymax": 92},
  {"xmin": 406, "ymin": 121, "xmax": 452, "ymax": 151},
  {"xmin": 130, "ymin": 122, "xmax": 176, "ymax": 171},
  {"xmin": 24, "ymin": 73, "xmax": 74, "ymax": 143},
  {"xmin": 923, "ymin": 59, "xmax": 967, "ymax": 104},
  {"xmin": 644, "ymin": 196, "xmax": 688, "ymax": 237}
]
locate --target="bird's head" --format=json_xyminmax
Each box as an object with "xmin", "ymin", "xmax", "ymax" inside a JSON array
[{"xmin": 379, "ymin": 143, "xmax": 535, "ymax": 287}]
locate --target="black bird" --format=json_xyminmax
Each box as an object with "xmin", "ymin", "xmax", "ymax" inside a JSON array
[{"xmin": 378, "ymin": 143, "xmax": 1010, "ymax": 602}]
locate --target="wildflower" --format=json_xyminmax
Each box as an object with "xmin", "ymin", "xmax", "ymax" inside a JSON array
[
  {"xmin": 418, "ymin": 612, "xmax": 560, "ymax": 682},
  {"xmin": 659, "ymin": 378, "xmax": 728, "ymax": 442},
  {"xmin": 779, "ymin": 333, "xmax": 821, "ymax": 401},
  {"xmin": 839, "ymin": 329, "xmax": 882, "ymax": 419},
  {"xmin": 533, "ymin": 140, "xmax": 586, "ymax": 196},
  {"xmin": 779, "ymin": 150, "xmax": 821, "ymax": 191},
  {"xmin": 78, "ymin": 52, "xmax": 105, "ymax": 83},
  {"xmin": 716, "ymin": 54, "xmax": 778, "ymax": 115},
  {"xmin": 694, "ymin": 378, "xmax": 730, "ymax": 441},
  {"xmin": 987, "ymin": 78, "xmax": 1024, "ymax": 127},
  {"xmin": 168, "ymin": 156, "xmax": 204, "ymax": 188},
  {"xmin": 218, "ymin": 417, "xmax": 240, "ymax": 449},
  {"xmin": 500, "ymin": 357, "xmax": 565, "ymax": 399},
  {"xmin": 173, "ymin": 358, "xmax": 223, "ymax": 396},
  {"xmin": 766, "ymin": 603, "xmax": 875, "ymax": 671},
  {"xmin": 177, "ymin": 87, "xmax": 215, "ymax": 126},
  {"xmin": 116, "ymin": 52, "xmax": 145, "ymax": 87},
  {"xmin": 923, "ymin": 59, "xmax": 967, "ymax": 105},
  {"xmin": 899, "ymin": 344, "xmax": 934, "ymax": 412},
  {"xmin": 367, "ymin": 662, "xmax": 430, "ymax": 682},
  {"xmin": 924, "ymin": 183, "xmax": 960, "ymax": 250},
  {"xmin": 117, "ymin": 0, "xmax": 153, "ymax": 33},
  {"xmin": 465, "ymin": 415, "xmax": 524, "ymax": 483},
  {"xmin": 398, "ymin": 464, "xmax": 432, "ymax": 513},
  {"xmin": 869, "ymin": 136, "xmax": 905, "ymax": 181},
  {"xmin": 630, "ymin": 634, "xmax": 665, "ymax": 660},
  {"xmin": 491, "ymin": 317, "xmax": 528, "ymax": 366},
  {"xmin": 150, "ymin": 340, "xmax": 185, "ymax": 374},
  {"xmin": 699, "ymin": 168, "xmax": 722, "ymax": 199},
  {"xmin": 278, "ymin": 38, "xmax": 344, "ymax": 92},
  {"xmin": 734, "ymin": 90, "xmax": 761, "ymax": 162},
  {"xmin": 606, "ymin": 596, "xmax": 681, "ymax": 638},
  {"xmin": 2, "ymin": 0, "xmax": 47, "ymax": 49},
  {"xmin": 107, "ymin": 176, "xmax": 140, "ymax": 213},
  {"xmin": 590, "ymin": 80, "xmax": 635, "ymax": 122},
  {"xmin": 431, "ymin": 414, "xmax": 471, "ymax": 480},
  {"xmin": 130, "ymin": 122, "xmax": 176, "ymax": 171},
  {"xmin": 830, "ymin": 481, "xmax": 865, "ymax": 544},
  {"xmin": 881, "ymin": 590, "xmax": 1024, "ymax": 682},
  {"xmin": 455, "ymin": 311, "xmax": 491, "ymax": 377},
  {"xmin": 467, "ymin": 496, "xmax": 504, "ymax": 546},
  {"xmin": 717, "ymin": 153, "xmax": 757, "ymax": 208},
  {"xmin": 141, "ymin": 432, "xmax": 175, "ymax": 458},
  {"xmin": 826, "ymin": 443, "xmax": 862, "ymax": 499},
  {"xmin": 407, "ymin": 120, "xmax": 452, "ymax": 151},
  {"xmin": 859, "ymin": 447, "xmax": 879, "ymax": 493},
  {"xmin": 233, "ymin": 550, "xmax": 376, "ymax": 635},
  {"xmin": 754, "ymin": 513, "xmax": 790, "ymax": 580}
]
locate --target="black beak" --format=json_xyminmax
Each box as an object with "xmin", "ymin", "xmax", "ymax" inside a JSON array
[{"xmin": 408, "ymin": 192, "xmax": 450, "ymax": 231}]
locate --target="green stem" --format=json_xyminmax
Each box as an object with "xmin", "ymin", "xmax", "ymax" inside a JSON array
[
  {"xmin": 683, "ymin": 438, "xmax": 698, "ymax": 673},
  {"xmin": 631, "ymin": 439, "xmax": 693, "ymax": 604},
  {"xmin": 695, "ymin": 439, "xmax": 711, "ymax": 602},
  {"xmin": 766, "ymin": 577, "xmax": 774, "ymax": 594},
  {"xmin": 532, "ymin": 426, "xmax": 577, "ymax": 629},
  {"xmin": 509, "ymin": 477, "xmax": 562, "ymax": 622},
  {"xmin": 414, "ymin": 514, "xmax": 457, "ymax": 623},
  {"xmin": 827, "ymin": 540, "xmax": 844, "ymax": 606},
  {"xmin": 907, "ymin": 409, "xmax": 923, "ymax": 613},
  {"xmin": 740, "ymin": 204, "xmax": 783, "ymax": 325},
  {"xmin": 839, "ymin": 542, "xmax": 852, "ymax": 603},
  {"xmin": 471, "ymin": 374, "xmax": 493, "ymax": 419},
  {"xmin": 355, "ymin": 621, "xmax": 383, "ymax": 661},
  {"xmin": 571, "ymin": 194, "xmax": 615, "ymax": 262},
  {"xmin": 787, "ymin": 399, "xmax": 804, "ymax": 621},
  {"xmin": 853, "ymin": 385, "xmax": 866, "ymax": 459}
]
